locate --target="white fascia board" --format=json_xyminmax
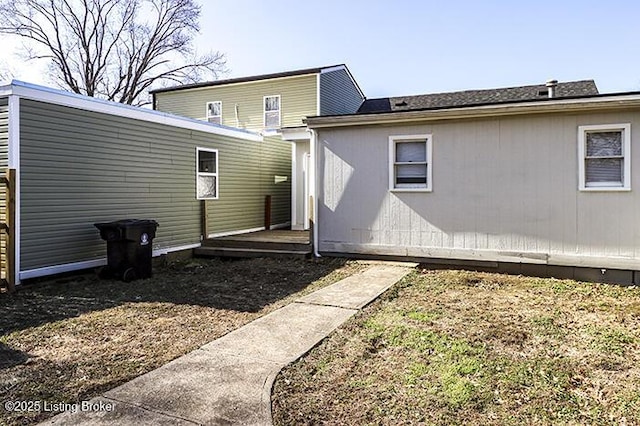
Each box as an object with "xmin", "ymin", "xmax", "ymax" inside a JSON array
[
  {"xmin": 7, "ymin": 80, "xmax": 262, "ymax": 142},
  {"xmin": 319, "ymin": 65, "xmax": 346, "ymax": 74},
  {"xmin": 307, "ymin": 94, "xmax": 640, "ymax": 128}
]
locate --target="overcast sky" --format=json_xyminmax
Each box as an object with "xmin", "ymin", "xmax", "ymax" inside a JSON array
[{"xmin": 3, "ymin": 0, "xmax": 640, "ymax": 98}]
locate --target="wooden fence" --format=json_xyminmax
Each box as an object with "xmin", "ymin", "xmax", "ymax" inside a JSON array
[{"xmin": 1, "ymin": 168, "xmax": 15, "ymax": 292}]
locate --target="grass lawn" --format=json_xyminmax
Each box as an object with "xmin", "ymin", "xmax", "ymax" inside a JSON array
[
  {"xmin": 272, "ymin": 268, "xmax": 640, "ymax": 425},
  {"xmin": 0, "ymin": 257, "xmax": 363, "ymax": 426}
]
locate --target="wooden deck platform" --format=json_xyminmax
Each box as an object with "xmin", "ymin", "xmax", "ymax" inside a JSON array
[{"xmin": 194, "ymin": 230, "xmax": 312, "ymax": 259}]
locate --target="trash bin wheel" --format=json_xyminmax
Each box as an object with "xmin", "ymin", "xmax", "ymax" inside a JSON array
[{"xmin": 123, "ymin": 267, "xmax": 137, "ymax": 283}]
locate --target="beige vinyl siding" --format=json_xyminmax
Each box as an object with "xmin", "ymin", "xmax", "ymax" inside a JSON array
[
  {"xmin": 156, "ymin": 74, "xmax": 318, "ymax": 131},
  {"xmin": 320, "ymin": 69, "xmax": 364, "ymax": 115},
  {"xmin": 0, "ymin": 98, "xmax": 8, "ymax": 280},
  {"xmin": 317, "ymin": 110, "xmax": 640, "ymax": 268},
  {"xmin": 19, "ymin": 99, "xmax": 290, "ymax": 271}
]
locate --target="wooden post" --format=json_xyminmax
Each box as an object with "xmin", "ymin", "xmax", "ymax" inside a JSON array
[
  {"xmin": 2, "ymin": 169, "xmax": 16, "ymax": 292},
  {"xmin": 200, "ymin": 200, "xmax": 208, "ymax": 240},
  {"xmin": 264, "ymin": 195, "xmax": 272, "ymax": 230}
]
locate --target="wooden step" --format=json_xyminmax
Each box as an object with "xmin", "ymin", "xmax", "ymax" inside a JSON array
[
  {"xmin": 201, "ymin": 239, "xmax": 311, "ymax": 252},
  {"xmin": 194, "ymin": 246, "xmax": 311, "ymax": 260}
]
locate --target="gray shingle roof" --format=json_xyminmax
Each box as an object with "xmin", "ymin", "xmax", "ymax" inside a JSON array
[{"xmin": 357, "ymin": 80, "xmax": 599, "ymax": 114}]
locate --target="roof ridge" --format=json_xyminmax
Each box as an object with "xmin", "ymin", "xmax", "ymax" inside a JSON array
[
  {"xmin": 150, "ymin": 64, "xmax": 347, "ymax": 94},
  {"xmin": 378, "ymin": 79, "xmax": 597, "ymax": 102}
]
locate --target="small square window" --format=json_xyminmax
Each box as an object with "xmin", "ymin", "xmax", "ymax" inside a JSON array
[
  {"xmin": 196, "ymin": 148, "xmax": 218, "ymax": 199},
  {"xmin": 264, "ymin": 95, "xmax": 280, "ymax": 129},
  {"xmin": 206, "ymin": 101, "xmax": 221, "ymax": 125},
  {"xmin": 389, "ymin": 135, "xmax": 432, "ymax": 191},
  {"xmin": 578, "ymin": 124, "xmax": 630, "ymax": 191}
]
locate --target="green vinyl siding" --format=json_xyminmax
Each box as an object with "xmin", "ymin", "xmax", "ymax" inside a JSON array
[
  {"xmin": 19, "ymin": 99, "xmax": 291, "ymax": 271},
  {"xmin": 0, "ymin": 98, "xmax": 8, "ymax": 280},
  {"xmin": 320, "ymin": 68, "xmax": 364, "ymax": 115},
  {"xmin": 155, "ymin": 74, "xmax": 318, "ymax": 131},
  {"xmin": 208, "ymin": 135, "xmax": 291, "ymax": 234}
]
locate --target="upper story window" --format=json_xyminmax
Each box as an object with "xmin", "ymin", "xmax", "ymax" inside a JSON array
[
  {"xmin": 264, "ymin": 95, "xmax": 281, "ymax": 129},
  {"xmin": 196, "ymin": 148, "xmax": 218, "ymax": 199},
  {"xmin": 206, "ymin": 101, "xmax": 222, "ymax": 125},
  {"xmin": 578, "ymin": 124, "xmax": 631, "ymax": 191},
  {"xmin": 389, "ymin": 135, "xmax": 432, "ymax": 192}
]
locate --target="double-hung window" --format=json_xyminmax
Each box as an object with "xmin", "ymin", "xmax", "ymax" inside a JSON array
[
  {"xmin": 264, "ymin": 95, "xmax": 280, "ymax": 129},
  {"xmin": 389, "ymin": 134, "xmax": 432, "ymax": 191},
  {"xmin": 206, "ymin": 101, "xmax": 222, "ymax": 124},
  {"xmin": 196, "ymin": 148, "xmax": 218, "ymax": 199},
  {"xmin": 578, "ymin": 124, "xmax": 631, "ymax": 190}
]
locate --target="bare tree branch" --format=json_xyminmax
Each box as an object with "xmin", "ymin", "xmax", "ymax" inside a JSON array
[{"xmin": 0, "ymin": 0, "xmax": 226, "ymax": 104}]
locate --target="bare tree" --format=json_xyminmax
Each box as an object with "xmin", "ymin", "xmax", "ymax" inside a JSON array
[{"xmin": 0, "ymin": 0, "xmax": 226, "ymax": 105}]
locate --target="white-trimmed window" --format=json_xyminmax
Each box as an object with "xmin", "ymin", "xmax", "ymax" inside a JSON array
[
  {"xmin": 578, "ymin": 124, "xmax": 631, "ymax": 191},
  {"xmin": 264, "ymin": 95, "xmax": 280, "ymax": 129},
  {"xmin": 196, "ymin": 148, "xmax": 218, "ymax": 199},
  {"xmin": 389, "ymin": 134, "xmax": 432, "ymax": 191},
  {"xmin": 206, "ymin": 101, "xmax": 222, "ymax": 124}
]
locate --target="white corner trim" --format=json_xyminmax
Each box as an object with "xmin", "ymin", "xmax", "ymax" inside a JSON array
[
  {"xmin": 291, "ymin": 143, "xmax": 297, "ymax": 228},
  {"xmin": 7, "ymin": 80, "xmax": 262, "ymax": 142},
  {"xmin": 316, "ymin": 73, "xmax": 321, "ymax": 116},
  {"xmin": 578, "ymin": 123, "xmax": 631, "ymax": 191},
  {"xmin": 8, "ymin": 95, "xmax": 20, "ymax": 285},
  {"xmin": 19, "ymin": 243, "xmax": 201, "ymax": 281}
]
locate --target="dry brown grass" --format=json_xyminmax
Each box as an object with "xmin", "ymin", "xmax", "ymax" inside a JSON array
[
  {"xmin": 272, "ymin": 269, "xmax": 640, "ymax": 425},
  {"xmin": 0, "ymin": 257, "xmax": 364, "ymax": 426}
]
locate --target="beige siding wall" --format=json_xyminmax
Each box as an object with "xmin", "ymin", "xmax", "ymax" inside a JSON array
[
  {"xmin": 19, "ymin": 100, "xmax": 290, "ymax": 271},
  {"xmin": 320, "ymin": 69, "xmax": 364, "ymax": 115},
  {"xmin": 0, "ymin": 98, "xmax": 8, "ymax": 280},
  {"xmin": 155, "ymin": 75, "xmax": 318, "ymax": 131},
  {"xmin": 317, "ymin": 110, "xmax": 640, "ymax": 268}
]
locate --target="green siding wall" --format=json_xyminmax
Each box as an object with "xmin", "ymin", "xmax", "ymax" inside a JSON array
[
  {"xmin": 155, "ymin": 74, "xmax": 318, "ymax": 131},
  {"xmin": 19, "ymin": 99, "xmax": 291, "ymax": 271},
  {"xmin": 320, "ymin": 69, "xmax": 364, "ymax": 115},
  {"xmin": 208, "ymin": 134, "xmax": 291, "ymax": 234}
]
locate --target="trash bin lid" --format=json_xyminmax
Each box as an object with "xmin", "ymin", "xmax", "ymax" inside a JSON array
[{"xmin": 95, "ymin": 219, "xmax": 158, "ymax": 229}]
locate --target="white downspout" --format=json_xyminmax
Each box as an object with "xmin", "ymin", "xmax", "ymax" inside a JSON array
[{"xmin": 309, "ymin": 128, "xmax": 321, "ymax": 257}]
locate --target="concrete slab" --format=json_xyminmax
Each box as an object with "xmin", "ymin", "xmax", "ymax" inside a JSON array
[
  {"xmin": 296, "ymin": 265, "xmax": 413, "ymax": 309},
  {"xmin": 104, "ymin": 349, "xmax": 280, "ymax": 425},
  {"xmin": 40, "ymin": 263, "xmax": 413, "ymax": 426},
  {"xmin": 201, "ymin": 302, "xmax": 356, "ymax": 364},
  {"xmin": 43, "ymin": 397, "xmax": 194, "ymax": 425}
]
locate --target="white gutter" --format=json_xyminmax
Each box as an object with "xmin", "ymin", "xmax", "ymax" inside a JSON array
[
  {"xmin": 306, "ymin": 93, "xmax": 640, "ymax": 129},
  {"xmin": 310, "ymin": 129, "xmax": 320, "ymax": 257}
]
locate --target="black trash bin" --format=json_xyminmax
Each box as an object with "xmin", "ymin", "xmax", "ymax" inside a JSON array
[{"xmin": 94, "ymin": 219, "xmax": 159, "ymax": 282}]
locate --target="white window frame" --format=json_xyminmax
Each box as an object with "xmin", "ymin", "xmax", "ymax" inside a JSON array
[
  {"xmin": 264, "ymin": 95, "xmax": 281, "ymax": 129},
  {"xmin": 389, "ymin": 134, "xmax": 432, "ymax": 192},
  {"xmin": 578, "ymin": 123, "xmax": 631, "ymax": 191},
  {"xmin": 206, "ymin": 101, "xmax": 222, "ymax": 124},
  {"xmin": 196, "ymin": 147, "xmax": 219, "ymax": 200}
]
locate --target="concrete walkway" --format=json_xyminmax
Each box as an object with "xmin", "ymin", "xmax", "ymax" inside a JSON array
[{"xmin": 43, "ymin": 263, "xmax": 414, "ymax": 426}]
